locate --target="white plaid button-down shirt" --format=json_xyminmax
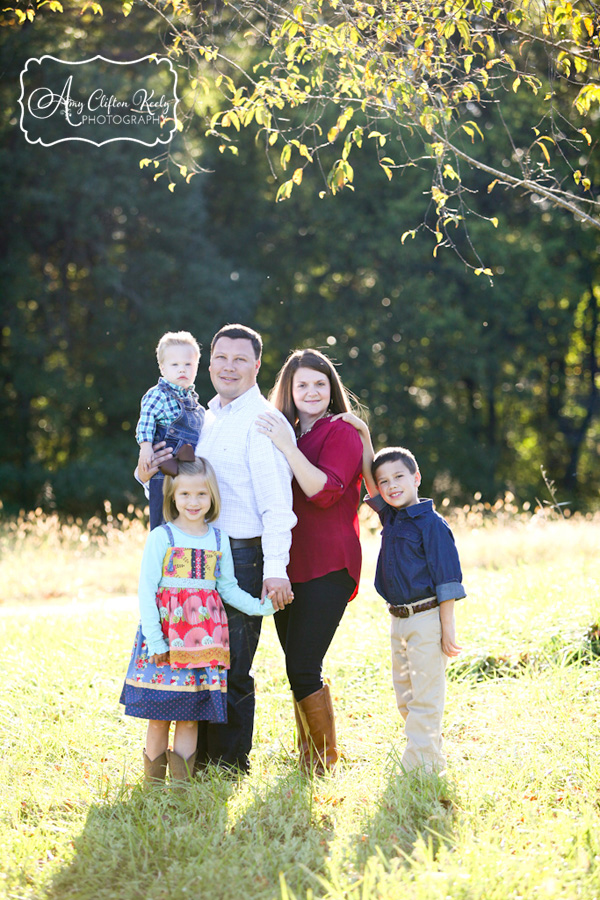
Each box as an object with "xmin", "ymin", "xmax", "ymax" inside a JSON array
[{"xmin": 196, "ymin": 385, "xmax": 297, "ymax": 581}]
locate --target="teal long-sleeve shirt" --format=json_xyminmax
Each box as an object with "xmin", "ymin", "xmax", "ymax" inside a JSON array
[{"xmin": 138, "ymin": 522, "xmax": 275, "ymax": 656}]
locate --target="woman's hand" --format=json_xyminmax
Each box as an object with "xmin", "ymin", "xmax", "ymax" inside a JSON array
[
  {"xmin": 136, "ymin": 441, "xmax": 173, "ymax": 484},
  {"xmin": 256, "ymin": 412, "xmax": 295, "ymax": 454}
]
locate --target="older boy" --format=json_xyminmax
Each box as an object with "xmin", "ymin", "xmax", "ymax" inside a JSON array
[{"xmin": 364, "ymin": 446, "xmax": 465, "ymax": 774}]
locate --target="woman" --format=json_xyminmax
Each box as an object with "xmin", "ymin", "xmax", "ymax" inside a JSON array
[{"xmin": 257, "ymin": 349, "xmax": 364, "ymax": 773}]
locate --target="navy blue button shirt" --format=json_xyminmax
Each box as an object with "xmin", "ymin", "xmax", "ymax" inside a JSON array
[{"xmin": 366, "ymin": 495, "xmax": 466, "ymax": 607}]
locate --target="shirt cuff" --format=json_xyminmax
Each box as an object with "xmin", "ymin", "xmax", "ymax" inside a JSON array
[
  {"xmin": 365, "ymin": 494, "xmax": 385, "ymax": 512},
  {"xmin": 134, "ymin": 467, "xmax": 151, "ymax": 499},
  {"xmin": 437, "ymin": 581, "xmax": 466, "ymax": 602},
  {"xmin": 146, "ymin": 635, "xmax": 169, "ymax": 656},
  {"xmin": 262, "ymin": 559, "xmax": 290, "ymax": 581}
]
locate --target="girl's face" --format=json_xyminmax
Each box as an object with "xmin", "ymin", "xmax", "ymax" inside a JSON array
[
  {"xmin": 292, "ymin": 366, "xmax": 331, "ymax": 422},
  {"xmin": 172, "ymin": 474, "xmax": 212, "ymax": 528}
]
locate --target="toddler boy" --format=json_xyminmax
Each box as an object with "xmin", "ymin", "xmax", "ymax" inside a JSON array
[
  {"xmin": 365, "ymin": 446, "xmax": 465, "ymax": 774},
  {"xmin": 136, "ymin": 331, "xmax": 205, "ymax": 529}
]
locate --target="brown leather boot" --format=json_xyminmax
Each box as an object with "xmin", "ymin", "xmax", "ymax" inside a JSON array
[
  {"xmin": 167, "ymin": 749, "xmax": 197, "ymax": 783},
  {"xmin": 293, "ymin": 694, "xmax": 311, "ymax": 768},
  {"xmin": 297, "ymin": 683, "xmax": 338, "ymax": 774},
  {"xmin": 143, "ymin": 749, "xmax": 167, "ymax": 785}
]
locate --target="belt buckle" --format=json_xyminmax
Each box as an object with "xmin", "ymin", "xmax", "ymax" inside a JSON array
[{"xmin": 398, "ymin": 605, "xmax": 410, "ymax": 618}]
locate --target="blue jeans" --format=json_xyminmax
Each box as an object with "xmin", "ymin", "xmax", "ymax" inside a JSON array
[{"xmin": 196, "ymin": 544, "xmax": 263, "ymax": 772}]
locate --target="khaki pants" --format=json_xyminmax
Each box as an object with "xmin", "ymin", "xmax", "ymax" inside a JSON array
[{"xmin": 390, "ymin": 606, "xmax": 448, "ymax": 774}]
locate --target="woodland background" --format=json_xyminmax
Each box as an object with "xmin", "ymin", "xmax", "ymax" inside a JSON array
[{"xmin": 1, "ymin": 2, "xmax": 599, "ymax": 517}]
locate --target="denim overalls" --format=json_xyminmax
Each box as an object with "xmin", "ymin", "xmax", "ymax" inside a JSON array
[{"xmin": 149, "ymin": 380, "xmax": 205, "ymax": 530}]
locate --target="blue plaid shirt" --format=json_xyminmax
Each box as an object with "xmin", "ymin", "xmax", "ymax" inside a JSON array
[
  {"xmin": 366, "ymin": 495, "xmax": 466, "ymax": 607},
  {"xmin": 136, "ymin": 377, "xmax": 199, "ymax": 445}
]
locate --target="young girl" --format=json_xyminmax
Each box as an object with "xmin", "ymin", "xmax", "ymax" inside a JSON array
[{"xmin": 120, "ymin": 457, "xmax": 275, "ymax": 785}]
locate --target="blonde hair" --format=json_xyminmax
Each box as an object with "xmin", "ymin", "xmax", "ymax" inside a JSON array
[
  {"xmin": 162, "ymin": 458, "xmax": 221, "ymax": 524},
  {"xmin": 156, "ymin": 331, "xmax": 201, "ymax": 366}
]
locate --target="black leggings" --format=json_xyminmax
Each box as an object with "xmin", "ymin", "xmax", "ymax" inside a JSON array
[{"xmin": 274, "ymin": 569, "xmax": 356, "ymax": 702}]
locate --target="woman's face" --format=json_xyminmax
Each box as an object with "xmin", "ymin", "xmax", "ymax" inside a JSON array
[{"xmin": 292, "ymin": 366, "xmax": 331, "ymax": 421}]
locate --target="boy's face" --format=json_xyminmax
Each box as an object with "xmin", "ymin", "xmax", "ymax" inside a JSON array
[
  {"xmin": 375, "ymin": 459, "xmax": 421, "ymax": 509},
  {"xmin": 159, "ymin": 344, "xmax": 199, "ymax": 389}
]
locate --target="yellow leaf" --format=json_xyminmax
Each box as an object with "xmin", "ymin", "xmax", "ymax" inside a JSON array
[
  {"xmin": 536, "ymin": 140, "xmax": 550, "ymax": 164},
  {"xmin": 401, "ymin": 230, "xmax": 416, "ymax": 244},
  {"xmin": 179, "ymin": 165, "xmax": 187, "ymax": 178},
  {"xmin": 491, "ymin": 217, "xmax": 499, "ymax": 228},
  {"xmin": 139, "ymin": 158, "xmax": 151, "ymax": 169},
  {"xmin": 292, "ymin": 167, "xmax": 303, "ymax": 185},
  {"xmin": 488, "ymin": 179, "xmax": 498, "ymax": 193},
  {"xmin": 582, "ymin": 178, "xmax": 591, "ymax": 190},
  {"xmin": 512, "ymin": 76, "xmax": 521, "ymax": 93},
  {"xmin": 168, "ymin": 183, "xmax": 175, "ymax": 193},
  {"xmin": 276, "ymin": 179, "xmax": 293, "ymax": 202}
]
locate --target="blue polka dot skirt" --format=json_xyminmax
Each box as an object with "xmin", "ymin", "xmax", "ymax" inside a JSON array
[{"xmin": 120, "ymin": 624, "xmax": 228, "ymax": 722}]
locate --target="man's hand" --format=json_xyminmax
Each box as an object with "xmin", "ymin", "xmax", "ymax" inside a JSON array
[
  {"xmin": 136, "ymin": 441, "xmax": 173, "ymax": 483},
  {"xmin": 262, "ymin": 577, "xmax": 293, "ymax": 611}
]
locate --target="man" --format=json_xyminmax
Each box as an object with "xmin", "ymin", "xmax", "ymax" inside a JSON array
[{"xmin": 140, "ymin": 324, "xmax": 296, "ymax": 773}]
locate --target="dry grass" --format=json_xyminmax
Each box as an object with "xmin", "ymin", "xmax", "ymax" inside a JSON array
[{"xmin": 0, "ymin": 503, "xmax": 599, "ymax": 900}]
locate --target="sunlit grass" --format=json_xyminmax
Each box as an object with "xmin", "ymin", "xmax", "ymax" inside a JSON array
[{"xmin": 0, "ymin": 505, "xmax": 599, "ymax": 899}]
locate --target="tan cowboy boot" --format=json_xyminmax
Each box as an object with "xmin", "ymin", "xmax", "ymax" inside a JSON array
[
  {"xmin": 297, "ymin": 683, "xmax": 338, "ymax": 775},
  {"xmin": 166, "ymin": 749, "xmax": 197, "ymax": 784},
  {"xmin": 293, "ymin": 694, "xmax": 311, "ymax": 768},
  {"xmin": 143, "ymin": 749, "xmax": 167, "ymax": 785}
]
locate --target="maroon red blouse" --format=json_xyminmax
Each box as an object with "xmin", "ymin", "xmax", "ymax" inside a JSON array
[{"xmin": 287, "ymin": 416, "xmax": 364, "ymax": 596}]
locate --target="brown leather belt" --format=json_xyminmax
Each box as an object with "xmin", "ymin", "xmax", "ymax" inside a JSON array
[
  {"xmin": 229, "ymin": 536, "xmax": 262, "ymax": 550},
  {"xmin": 388, "ymin": 597, "xmax": 439, "ymax": 618}
]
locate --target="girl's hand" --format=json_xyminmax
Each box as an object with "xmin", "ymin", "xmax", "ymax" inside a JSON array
[
  {"xmin": 149, "ymin": 651, "xmax": 170, "ymax": 666},
  {"xmin": 256, "ymin": 412, "xmax": 295, "ymax": 453}
]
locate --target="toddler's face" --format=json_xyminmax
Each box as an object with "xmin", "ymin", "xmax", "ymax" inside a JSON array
[
  {"xmin": 160, "ymin": 344, "xmax": 199, "ymax": 389},
  {"xmin": 375, "ymin": 459, "xmax": 421, "ymax": 509}
]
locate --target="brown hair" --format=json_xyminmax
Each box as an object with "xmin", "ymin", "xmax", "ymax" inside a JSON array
[
  {"xmin": 372, "ymin": 447, "xmax": 420, "ymax": 479},
  {"xmin": 162, "ymin": 457, "xmax": 221, "ymax": 524},
  {"xmin": 210, "ymin": 324, "xmax": 262, "ymax": 360},
  {"xmin": 156, "ymin": 331, "xmax": 201, "ymax": 366},
  {"xmin": 269, "ymin": 348, "xmax": 357, "ymax": 429}
]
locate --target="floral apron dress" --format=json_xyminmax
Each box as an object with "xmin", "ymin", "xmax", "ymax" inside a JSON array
[{"xmin": 120, "ymin": 525, "xmax": 229, "ymax": 722}]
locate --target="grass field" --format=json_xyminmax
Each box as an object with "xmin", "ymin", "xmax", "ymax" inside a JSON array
[{"xmin": 1, "ymin": 505, "xmax": 599, "ymax": 900}]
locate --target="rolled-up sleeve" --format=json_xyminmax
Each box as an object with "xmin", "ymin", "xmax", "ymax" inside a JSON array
[
  {"xmin": 422, "ymin": 517, "xmax": 466, "ymax": 603},
  {"xmin": 305, "ymin": 423, "xmax": 363, "ymax": 509}
]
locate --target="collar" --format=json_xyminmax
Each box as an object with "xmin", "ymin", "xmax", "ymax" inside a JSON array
[
  {"xmin": 395, "ymin": 498, "xmax": 434, "ymax": 519},
  {"xmin": 159, "ymin": 376, "xmax": 196, "ymax": 398},
  {"xmin": 208, "ymin": 383, "xmax": 261, "ymax": 414}
]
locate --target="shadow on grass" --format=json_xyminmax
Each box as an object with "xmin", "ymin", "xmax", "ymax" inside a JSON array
[
  {"xmin": 354, "ymin": 750, "xmax": 456, "ymax": 865},
  {"xmin": 46, "ymin": 766, "xmax": 333, "ymax": 900}
]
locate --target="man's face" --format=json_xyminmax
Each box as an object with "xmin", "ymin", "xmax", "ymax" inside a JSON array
[{"xmin": 209, "ymin": 337, "xmax": 261, "ymax": 404}]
